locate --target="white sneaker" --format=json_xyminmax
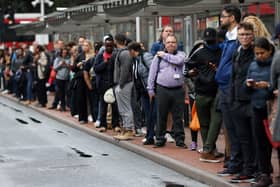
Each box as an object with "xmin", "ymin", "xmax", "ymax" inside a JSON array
[
  {"xmin": 141, "ymin": 127, "xmax": 147, "ymax": 135},
  {"xmin": 165, "ymin": 133, "xmax": 175, "ymax": 143},
  {"xmin": 142, "ymin": 138, "xmax": 147, "ymax": 143},
  {"xmin": 2, "ymin": 89, "xmax": 8, "ymax": 94},
  {"xmin": 95, "ymin": 120, "xmax": 101, "ymax": 128},
  {"xmin": 197, "ymin": 148, "xmax": 203, "ymax": 153},
  {"xmin": 88, "ymin": 115, "xmax": 93, "ymax": 122},
  {"xmin": 74, "ymin": 115, "xmax": 79, "ymax": 119}
]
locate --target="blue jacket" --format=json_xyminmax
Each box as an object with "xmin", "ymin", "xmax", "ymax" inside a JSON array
[
  {"xmin": 246, "ymin": 58, "xmax": 274, "ymax": 109},
  {"xmin": 150, "ymin": 41, "xmax": 184, "ymax": 56},
  {"xmin": 215, "ymin": 39, "xmax": 239, "ymax": 91}
]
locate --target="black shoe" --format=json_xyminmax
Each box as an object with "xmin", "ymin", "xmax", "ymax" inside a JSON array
[
  {"xmin": 143, "ymin": 139, "xmax": 154, "ymax": 145},
  {"xmin": 229, "ymin": 174, "xmax": 255, "ymax": 183},
  {"xmin": 154, "ymin": 139, "xmax": 166, "ymax": 148},
  {"xmin": 251, "ymin": 174, "xmax": 272, "ymax": 187},
  {"xmin": 176, "ymin": 142, "xmax": 187, "ymax": 149},
  {"xmin": 48, "ymin": 106, "xmax": 56, "ymax": 110},
  {"xmin": 217, "ymin": 168, "xmax": 240, "ymax": 177}
]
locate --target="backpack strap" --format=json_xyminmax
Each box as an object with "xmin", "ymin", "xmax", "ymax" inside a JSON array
[{"xmin": 140, "ymin": 54, "xmax": 149, "ymax": 71}]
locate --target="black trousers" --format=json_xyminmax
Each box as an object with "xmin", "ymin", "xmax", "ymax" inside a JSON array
[
  {"xmin": 155, "ymin": 85, "xmax": 185, "ymax": 144},
  {"xmin": 75, "ymin": 78, "xmax": 88, "ymax": 122},
  {"xmin": 36, "ymin": 78, "xmax": 47, "ymax": 105},
  {"xmin": 52, "ymin": 79, "xmax": 68, "ymax": 108},
  {"xmin": 87, "ymin": 86, "xmax": 99, "ymax": 122},
  {"xmin": 231, "ymin": 102, "xmax": 255, "ymax": 175},
  {"xmin": 252, "ymin": 107, "xmax": 273, "ymax": 174}
]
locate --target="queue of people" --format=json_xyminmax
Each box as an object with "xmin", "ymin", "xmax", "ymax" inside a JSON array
[{"xmin": 1, "ymin": 4, "xmax": 280, "ymax": 186}]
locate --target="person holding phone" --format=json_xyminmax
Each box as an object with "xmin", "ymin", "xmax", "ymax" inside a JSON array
[{"xmin": 245, "ymin": 37, "xmax": 275, "ymax": 187}]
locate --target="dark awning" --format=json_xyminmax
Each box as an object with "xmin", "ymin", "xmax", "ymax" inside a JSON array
[
  {"xmin": 103, "ymin": 0, "xmax": 148, "ymax": 17},
  {"xmin": 154, "ymin": 0, "xmax": 203, "ymax": 7},
  {"xmin": 68, "ymin": 5, "xmax": 98, "ymax": 21}
]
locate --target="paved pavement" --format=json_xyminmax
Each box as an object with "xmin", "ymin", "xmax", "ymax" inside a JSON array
[
  {"xmin": 1, "ymin": 92, "xmax": 279, "ymax": 187},
  {"xmin": 0, "ymin": 97, "xmax": 208, "ymax": 187}
]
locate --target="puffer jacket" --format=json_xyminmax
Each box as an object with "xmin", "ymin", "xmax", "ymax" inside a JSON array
[{"xmin": 246, "ymin": 57, "xmax": 274, "ymax": 109}]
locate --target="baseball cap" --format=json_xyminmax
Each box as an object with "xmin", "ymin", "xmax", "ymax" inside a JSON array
[
  {"xmin": 203, "ymin": 28, "xmax": 217, "ymax": 41},
  {"xmin": 103, "ymin": 34, "xmax": 113, "ymax": 42}
]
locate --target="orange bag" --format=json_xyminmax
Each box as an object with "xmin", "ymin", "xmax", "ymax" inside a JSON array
[
  {"xmin": 48, "ymin": 67, "xmax": 56, "ymax": 84},
  {"xmin": 189, "ymin": 102, "xmax": 200, "ymax": 131}
]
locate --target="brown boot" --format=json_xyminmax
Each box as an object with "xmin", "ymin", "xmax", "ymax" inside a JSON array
[{"xmin": 113, "ymin": 129, "xmax": 133, "ymax": 141}]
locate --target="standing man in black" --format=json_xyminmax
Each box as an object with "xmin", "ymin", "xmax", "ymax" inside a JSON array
[
  {"xmin": 229, "ymin": 22, "xmax": 256, "ymax": 183},
  {"xmin": 94, "ymin": 35, "xmax": 120, "ymax": 132}
]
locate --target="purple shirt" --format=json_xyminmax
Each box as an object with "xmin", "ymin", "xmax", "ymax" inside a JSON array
[{"xmin": 147, "ymin": 51, "xmax": 186, "ymax": 95}]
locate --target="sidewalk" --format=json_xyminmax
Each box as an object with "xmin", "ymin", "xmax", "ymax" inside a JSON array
[{"xmin": 2, "ymin": 93, "xmax": 279, "ymax": 187}]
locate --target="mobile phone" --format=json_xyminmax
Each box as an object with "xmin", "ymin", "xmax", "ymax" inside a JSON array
[{"xmin": 247, "ymin": 79, "xmax": 254, "ymax": 83}]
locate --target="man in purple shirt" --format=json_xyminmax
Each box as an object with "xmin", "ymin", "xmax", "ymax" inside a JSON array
[{"xmin": 147, "ymin": 35, "xmax": 186, "ymax": 148}]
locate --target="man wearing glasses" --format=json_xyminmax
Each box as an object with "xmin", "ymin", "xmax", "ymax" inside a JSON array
[{"xmin": 215, "ymin": 5, "xmax": 243, "ymax": 177}]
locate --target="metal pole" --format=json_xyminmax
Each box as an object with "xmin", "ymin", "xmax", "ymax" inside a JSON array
[
  {"xmin": 40, "ymin": 0, "xmax": 45, "ymax": 21},
  {"xmin": 275, "ymin": 0, "xmax": 280, "ymax": 25},
  {"xmin": 136, "ymin": 16, "xmax": 140, "ymax": 42}
]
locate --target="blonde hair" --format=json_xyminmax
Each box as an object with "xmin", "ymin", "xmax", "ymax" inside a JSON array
[
  {"xmin": 83, "ymin": 40, "xmax": 95, "ymax": 59},
  {"xmin": 243, "ymin": 16, "xmax": 271, "ymax": 39}
]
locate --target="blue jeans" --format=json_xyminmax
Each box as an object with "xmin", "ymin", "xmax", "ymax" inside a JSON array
[
  {"xmin": 141, "ymin": 93, "xmax": 156, "ymax": 140},
  {"xmin": 25, "ymin": 71, "xmax": 33, "ymax": 100}
]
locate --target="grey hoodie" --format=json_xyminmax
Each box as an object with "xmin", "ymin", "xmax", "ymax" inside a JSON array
[{"xmin": 113, "ymin": 48, "xmax": 133, "ymax": 88}]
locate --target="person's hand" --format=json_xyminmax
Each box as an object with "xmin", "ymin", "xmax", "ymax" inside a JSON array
[
  {"xmin": 255, "ymin": 81, "xmax": 270, "ymax": 89},
  {"xmin": 115, "ymin": 85, "xmax": 121, "ymax": 93},
  {"xmin": 149, "ymin": 92, "xmax": 155, "ymax": 102},
  {"xmin": 104, "ymin": 57, "xmax": 109, "ymax": 63},
  {"xmin": 188, "ymin": 68, "xmax": 198, "ymax": 77},
  {"xmin": 208, "ymin": 62, "xmax": 217, "ymax": 71},
  {"xmin": 88, "ymin": 85, "xmax": 93, "ymax": 91},
  {"xmin": 246, "ymin": 79, "xmax": 255, "ymax": 87},
  {"xmin": 59, "ymin": 61, "xmax": 65, "ymax": 66},
  {"xmin": 34, "ymin": 54, "xmax": 40, "ymax": 61},
  {"xmin": 156, "ymin": 51, "xmax": 165, "ymax": 58},
  {"xmin": 273, "ymin": 89, "xmax": 279, "ymax": 96},
  {"xmin": 77, "ymin": 61, "xmax": 83, "ymax": 67}
]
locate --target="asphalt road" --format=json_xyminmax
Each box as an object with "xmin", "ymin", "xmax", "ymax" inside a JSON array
[{"xmin": 0, "ymin": 96, "xmax": 209, "ymax": 187}]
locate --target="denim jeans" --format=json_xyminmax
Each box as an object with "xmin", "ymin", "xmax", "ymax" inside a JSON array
[
  {"xmin": 141, "ymin": 93, "xmax": 156, "ymax": 140},
  {"xmin": 25, "ymin": 70, "xmax": 33, "ymax": 100}
]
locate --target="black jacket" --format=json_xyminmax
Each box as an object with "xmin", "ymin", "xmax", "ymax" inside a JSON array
[
  {"xmin": 187, "ymin": 45, "xmax": 221, "ymax": 97},
  {"xmin": 94, "ymin": 50, "xmax": 115, "ymax": 94},
  {"xmin": 230, "ymin": 45, "xmax": 255, "ymax": 103}
]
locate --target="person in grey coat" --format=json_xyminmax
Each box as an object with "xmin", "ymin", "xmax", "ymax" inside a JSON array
[
  {"xmin": 271, "ymin": 50, "xmax": 280, "ymax": 142},
  {"xmin": 113, "ymin": 33, "xmax": 134, "ymax": 140},
  {"xmin": 49, "ymin": 47, "xmax": 70, "ymax": 111}
]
